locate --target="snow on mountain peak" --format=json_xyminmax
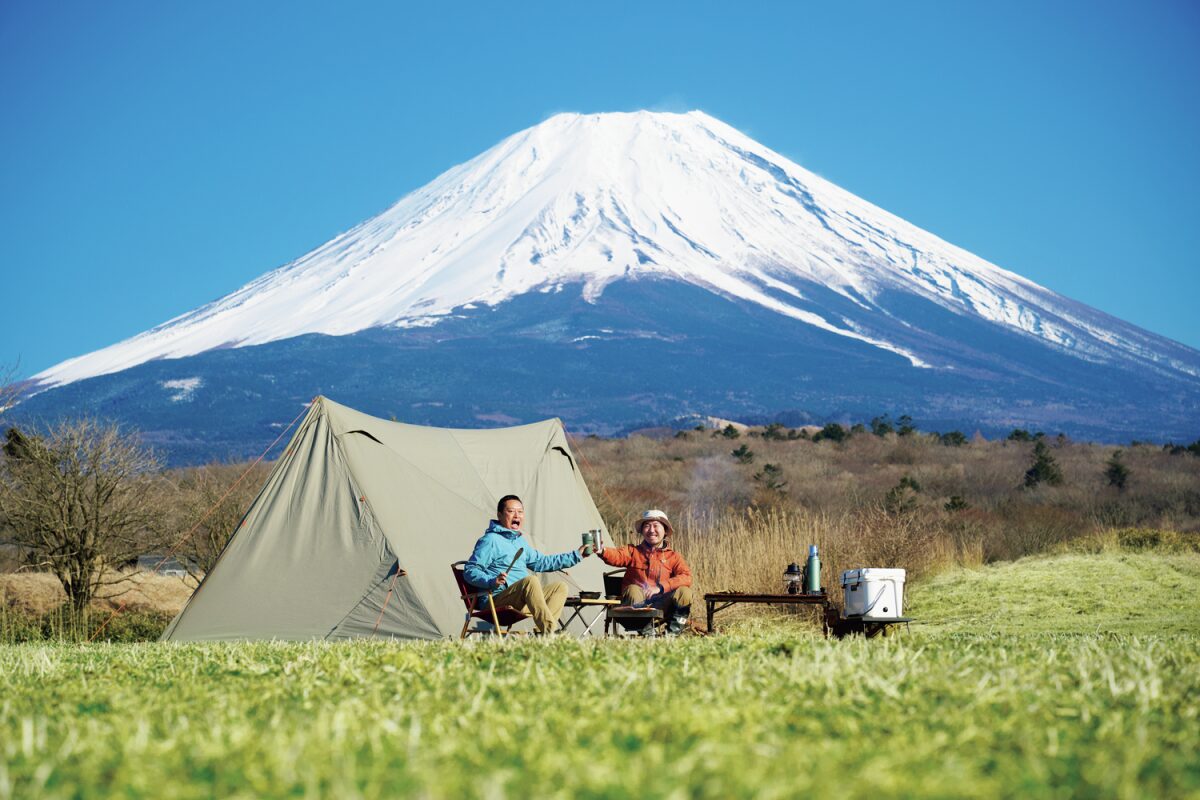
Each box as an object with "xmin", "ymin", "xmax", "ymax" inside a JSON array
[{"xmin": 31, "ymin": 110, "xmax": 1185, "ymax": 389}]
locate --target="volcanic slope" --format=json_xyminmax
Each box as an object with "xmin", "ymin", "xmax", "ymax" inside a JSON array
[{"xmin": 18, "ymin": 111, "xmax": 1200, "ymax": 462}]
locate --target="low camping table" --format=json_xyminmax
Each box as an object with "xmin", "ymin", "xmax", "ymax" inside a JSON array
[
  {"xmin": 604, "ymin": 606, "xmax": 663, "ymax": 636},
  {"xmin": 559, "ymin": 597, "xmax": 619, "ymax": 636},
  {"xmin": 704, "ymin": 591, "xmax": 834, "ymax": 637}
]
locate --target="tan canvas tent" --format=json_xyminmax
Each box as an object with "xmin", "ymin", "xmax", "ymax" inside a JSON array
[{"xmin": 162, "ymin": 396, "xmax": 609, "ymax": 641}]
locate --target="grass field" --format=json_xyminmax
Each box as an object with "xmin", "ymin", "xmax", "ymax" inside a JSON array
[{"xmin": 2, "ymin": 547, "xmax": 1198, "ymax": 799}]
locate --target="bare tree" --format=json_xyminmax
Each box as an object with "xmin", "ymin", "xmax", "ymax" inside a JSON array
[
  {"xmin": 0, "ymin": 361, "xmax": 19, "ymax": 566},
  {"xmin": 0, "ymin": 361, "xmax": 25, "ymax": 567},
  {"xmin": 0, "ymin": 418, "xmax": 167, "ymax": 618},
  {"xmin": 0, "ymin": 359, "xmax": 21, "ymax": 425},
  {"xmin": 170, "ymin": 461, "xmax": 269, "ymax": 577}
]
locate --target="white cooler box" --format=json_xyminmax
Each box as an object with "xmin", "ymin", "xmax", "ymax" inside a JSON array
[{"xmin": 842, "ymin": 568, "xmax": 906, "ymax": 619}]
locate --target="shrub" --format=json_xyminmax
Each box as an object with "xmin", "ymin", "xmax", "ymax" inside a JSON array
[
  {"xmin": 1115, "ymin": 528, "xmax": 1199, "ymax": 553},
  {"xmin": 731, "ymin": 444, "xmax": 754, "ymax": 464},
  {"xmin": 812, "ymin": 423, "xmax": 848, "ymax": 444},
  {"xmin": 0, "ymin": 603, "xmax": 173, "ymax": 643},
  {"xmin": 939, "ymin": 431, "xmax": 968, "ymax": 447},
  {"xmin": 871, "ymin": 416, "xmax": 894, "ymax": 437},
  {"xmin": 721, "ymin": 425, "xmax": 741, "ymax": 440},
  {"xmin": 984, "ymin": 504, "xmax": 1078, "ymax": 561},
  {"xmin": 1164, "ymin": 439, "xmax": 1200, "ymax": 457},
  {"xmin": 0, "ymin": 605, "xmax": 45, "ymax": 643},
  {"xmin": 99, "ymin": 609, "xmax": 174, "ymax": 642},
  {"xmin": 761, "ymin": 423, "xmax": 787, "ymax": 441}
]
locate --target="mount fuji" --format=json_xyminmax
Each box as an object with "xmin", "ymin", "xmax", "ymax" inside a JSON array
[{"xmin": 15, "ymin": 111, "xmax": 1200, "ymax": 463}]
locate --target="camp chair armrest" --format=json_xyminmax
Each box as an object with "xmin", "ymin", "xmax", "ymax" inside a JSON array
[{"xmin": 459, "ymin": 588, "xmax": 496, "ymax": 611}]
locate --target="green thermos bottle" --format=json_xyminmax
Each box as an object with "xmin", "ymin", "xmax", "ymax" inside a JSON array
[{"xmin": 804, "ymin": 545, "xmax": 821, "ymax": 594}]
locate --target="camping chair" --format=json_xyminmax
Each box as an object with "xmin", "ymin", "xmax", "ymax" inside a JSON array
[
  {"xmin": 451, "ymin": 561, "xmax": 531, "ymax": 638},
  {"xmin": 603, "ymin": 568, "xmax": 664, "ymax": 636}
]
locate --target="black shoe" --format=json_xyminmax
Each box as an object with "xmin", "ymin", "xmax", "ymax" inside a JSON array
[{"xmin": 667, "ymin": 614, "xmax": 687, "ymax": 635}]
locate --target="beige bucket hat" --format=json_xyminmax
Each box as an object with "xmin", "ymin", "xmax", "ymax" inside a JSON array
[{"xmin": 635, "ymin": 509, "xmax": 674, "ymax": 536}]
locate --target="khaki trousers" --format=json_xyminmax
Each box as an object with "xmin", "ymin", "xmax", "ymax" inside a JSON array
[
  {"xmin": 490, "ymin": 576, "xmax": 568, "ymax": 634},
  {"xmin": 622, "ymin": 585, "xmax": 694, "ymax": 618}
]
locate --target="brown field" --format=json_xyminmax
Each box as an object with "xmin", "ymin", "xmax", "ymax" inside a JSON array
[
  {"xmin": 2, "ymin": 425, "xmax": 1198, "ymax": 633},
  {"xmin": 0, "ymin": 569, "xmax": 195, "ymax": 616}
]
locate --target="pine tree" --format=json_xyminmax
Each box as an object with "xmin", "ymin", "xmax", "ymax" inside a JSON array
[
  {"xmin": 1104, "ymin": 449, "xmax": 1130, "ymax": 490},
  {"xmin": 1024, "ymin": 441, "xmax": 1064, "ymax": 488},
  {"xmin": 731, "ymin": 444, "xmax": 754, "ymax": 464},
  {"xmin": 944, "ymin": 495, "xmax": 970, "ymax": 512},
  {"xmin": 884, "ymin": 475, "xmax": 922, "ymax": 514},
  {"xmin": 753, "ymin": 463, "xmax": 787, "ymax": 492}
]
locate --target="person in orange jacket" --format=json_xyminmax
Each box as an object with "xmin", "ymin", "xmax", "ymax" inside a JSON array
[{"xmin": 597, "ymin": 509, "xmax": 693, "ymax": 634}]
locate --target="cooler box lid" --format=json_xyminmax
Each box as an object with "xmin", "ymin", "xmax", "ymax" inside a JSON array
[{"xmin": 841, "ymin": 568, "xmax": 907, "ymax": 584}]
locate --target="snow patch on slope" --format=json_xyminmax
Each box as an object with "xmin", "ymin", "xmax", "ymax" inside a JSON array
[{"xmin": 159, "ymin": 377, "xmax": 203, "ymax": 402}]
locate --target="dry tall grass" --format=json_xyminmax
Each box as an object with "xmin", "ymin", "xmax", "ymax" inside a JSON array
[
  {"xmin": 576, "ymin": 430, "xmax": 1200, "ymax": 619},
  {"xmin": 668, "ymin": 506, "xmax": 968, "ymax": 602},
  {"xmin": 0, "ymin": 569, "xmax": 196, "ymax": 616}
]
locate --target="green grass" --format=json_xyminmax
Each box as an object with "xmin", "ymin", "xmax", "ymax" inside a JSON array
[
  {"xmin": 910, "ymin": 549, "xmax": 1200, "ymax": 634},
  {"xmin": 2, "ymin": 550, "xmax": 1199, "ymax": 799},
  {"xmin": 0, "ymin": 606, "xmax": 175, "ymax": 643}
]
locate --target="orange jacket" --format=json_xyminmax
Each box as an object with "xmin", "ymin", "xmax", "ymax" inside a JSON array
[{"xmin": 599, "ymin": 543, "xmax": 692, "ymax": 593}]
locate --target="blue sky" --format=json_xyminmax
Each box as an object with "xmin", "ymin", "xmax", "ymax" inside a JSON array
[{"xmin": 3, "ymin": 1, "xmax": 1198, "ymax": 379}]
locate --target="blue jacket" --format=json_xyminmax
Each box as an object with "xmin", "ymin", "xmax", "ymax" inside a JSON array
[{"xmin": 463, "ymin": 521, "xmax": 581, "ymax": 595}]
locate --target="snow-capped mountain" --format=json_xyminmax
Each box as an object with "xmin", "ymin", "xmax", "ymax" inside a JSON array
[
  {"xmin": 16, "ymin": 110, "xmax": 1200, "ymax": 462},
  {"xmin": 33, "ymin": 111, "xmax": 1197, "ymax": 389}
]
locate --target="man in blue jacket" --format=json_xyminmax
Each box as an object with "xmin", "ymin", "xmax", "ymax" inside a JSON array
[{"xmin": 464, "ymin": 494, "xmax": 593, "ymax": 635}]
